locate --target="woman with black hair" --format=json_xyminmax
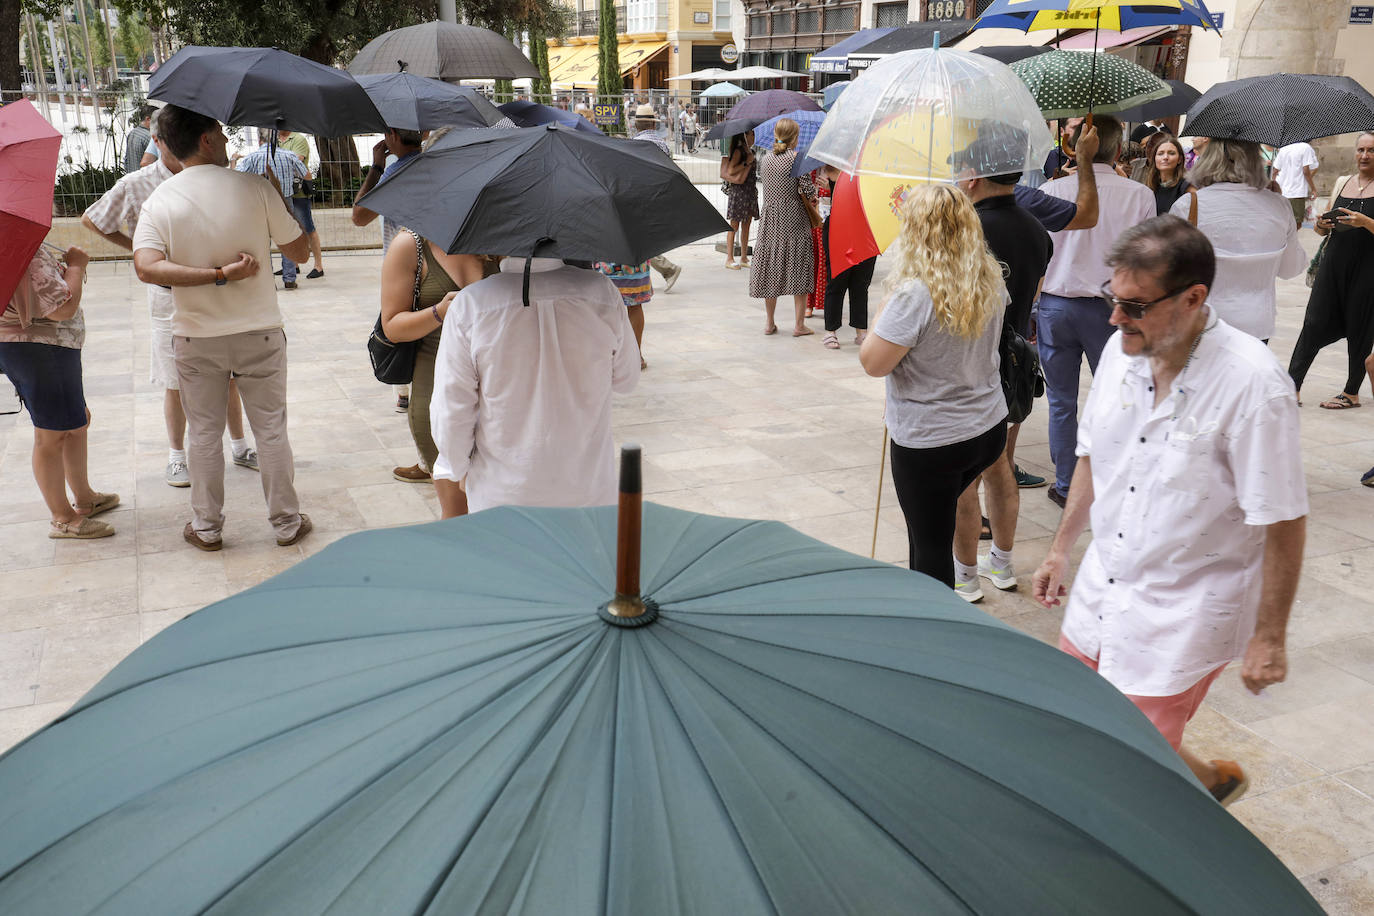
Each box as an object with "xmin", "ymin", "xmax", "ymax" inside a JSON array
[{"xmin": 721, "ymin": 131, "xmax": 758, "ymax": 270}]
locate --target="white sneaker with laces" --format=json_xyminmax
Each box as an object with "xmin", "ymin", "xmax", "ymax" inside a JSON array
[
  {"xmin": 165, "ymin": 459, "xmax": 190, "ymax": 488},
  {"xmin": 954, "ymin": 579, "xmax": 984, "ymax": 603},
  {"xmin": 233, "ymin": 448, "xmax": 259, "ymax": 471},
  {"xmin": 978, "ymin": 553, "xmax": 1017, "ymax": 590}
]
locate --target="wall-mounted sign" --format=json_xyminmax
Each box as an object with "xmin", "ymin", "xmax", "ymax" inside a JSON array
[
  {"xmin": 1352, "ymin": 5, "xmax": 1374, "ymax": 22},
  {"xmin": 694, "ymin": 10, "xmax": 711, "ymax": 23},
  {"xmin": 721, "ymin": 43, "xmax": 739, "ymax": 63},
  {"xmin": 923, "ymin": 0, "xmax": 968, "ymax": 20},
  {"xmin": 1208, "ymin": 11, "xmax": 1224, "ymax": 27},
  {"xmin": 593, "ymin": 103, "xmax": 621, "ymax": 126}
]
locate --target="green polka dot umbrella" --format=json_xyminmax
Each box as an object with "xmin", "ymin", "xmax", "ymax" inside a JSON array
[{"xmin": 1011, "ymin": 50, "xmax": 1171, "ymax": 120}]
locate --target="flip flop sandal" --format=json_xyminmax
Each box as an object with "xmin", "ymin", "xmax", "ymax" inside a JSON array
[
  {"xmin": 1320, "ymin": 393, "xmax": 1361, "ymax": 409},
  {"xmin": 823, "ymin": 334, "xmax": 840, "ymax": 350},
  {"xmin": 725, "ymin": 263, "xmax": 742, "ymax": 270}
]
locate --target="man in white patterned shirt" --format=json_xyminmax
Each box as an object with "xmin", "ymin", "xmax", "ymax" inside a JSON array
[
  {"xmin": 83, "ymin": 110, "xmax": 258, "ymax": 488},
  {"xmin": 1033, "ymin": 216, "xmax": 1307, "ymax": 807}
]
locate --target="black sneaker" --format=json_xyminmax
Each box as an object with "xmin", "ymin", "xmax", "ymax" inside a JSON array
[
  {"xmin": 306, "ymin": 268, "xmax": 324, "ymax": 279},
  {"xmin": 1015, "ymin": 465, "xmax": 1047, "ymax": 488},
  {"xmin": 1048, "ymin": 487, "xmax": 1067, "ymax": 509},
  {"xmin": 273, "ymin": 268, "xmax": 283, "ymax": 276}
]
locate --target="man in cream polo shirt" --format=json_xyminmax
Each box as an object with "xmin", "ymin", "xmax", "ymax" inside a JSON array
[{"xmin": 133, "ymin": 104, "xmax": 312, "ymax": 551}]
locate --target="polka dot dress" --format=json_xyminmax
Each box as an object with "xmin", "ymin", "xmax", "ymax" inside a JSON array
[{"xmin": 749, "ymin": 150, "xmax": 817, "ymax": 299}]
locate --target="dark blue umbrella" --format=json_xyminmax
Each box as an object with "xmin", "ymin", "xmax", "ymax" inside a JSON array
[
  {"xmin": 702, "ymin": 116, "xmax": 762, "ymax": 142},
  {"xmin": 725, "ymin": 88, "xmax": 822, "ymax": 122},
  {"xmin": 1113, "ymin": 79, "xmax": 1203, "ymax": 122},
  {"xmin": 1181, "ymin": 73, "xmax": 1374, "ymax": 145},
  {"xmin": 148, "ymin": 45, "xmax": 385, "ymax": 136},
  {"xmin": 498, "ymin": 99, "xmax": 604, "ymax": 134},
  {"xmin": 356, "ymin": 71, "xmax": 508, "ymax": 131},
  {"xmin": 0, "ymin": 475, "xmax": 1322, "ymax": 912}
]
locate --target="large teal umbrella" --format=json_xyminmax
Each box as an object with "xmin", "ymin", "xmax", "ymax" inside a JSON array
[{"xmin": 0, "ymin": 478, "xmax": 1320, "ymax": 912}]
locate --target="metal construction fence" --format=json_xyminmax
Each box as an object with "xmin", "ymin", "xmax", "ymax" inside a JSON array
[{"xmin": 9, "ymin": 85, "xmax": 810, "ymax": 254}]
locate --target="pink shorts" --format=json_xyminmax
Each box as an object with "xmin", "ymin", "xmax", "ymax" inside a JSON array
[{"xmin": 1059, "ymin": 634, "xmax": 1227, "ymax": 750}]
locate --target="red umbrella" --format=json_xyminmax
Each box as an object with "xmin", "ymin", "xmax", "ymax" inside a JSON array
[
  {"xmin": 0, "ymin": 100, "xmax": 62, "ymax": 307},
  {"xmin": 827, "ymin": 172, "xmax": 880, "ymax": 278}
]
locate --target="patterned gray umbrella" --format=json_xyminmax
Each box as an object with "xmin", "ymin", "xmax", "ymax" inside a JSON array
[
  {"xmin": 349, "ymin": 21, "xmax": 539, "ymax": 82},
  {"xmin": 1181, "ymin": 73, "xmax": 1374, "ymax": 145}
]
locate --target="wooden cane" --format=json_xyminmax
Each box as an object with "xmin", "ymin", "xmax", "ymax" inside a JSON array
[{"xmin": 871, "ymin": 427, "xmax": 888, "ymax": 559}]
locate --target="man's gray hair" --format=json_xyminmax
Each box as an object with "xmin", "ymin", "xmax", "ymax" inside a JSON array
[
  {"xmin": 148, "ymin": 107, "xmax": 161, "ymax": 139},
  {"xmin": 1191, "ymin": 138, "xmax": 1267, "ymax": 190},
  {"xmin": 1106, "ymin": 215, "xmax": 1216, "ymax": 292}
]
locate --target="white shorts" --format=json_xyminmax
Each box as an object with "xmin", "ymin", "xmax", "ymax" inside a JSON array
[
  {"xmin": 150, "ymin": 325, "xmax": 178, "ymax": 391},
  {"xmin": 147, "ymin": 286, "xmax": 178, "ymax": 390}
]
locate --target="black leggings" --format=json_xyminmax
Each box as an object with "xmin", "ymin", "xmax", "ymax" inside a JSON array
[
  {"xmin": 1288, "ymin": 327, "xmax": 1373, "ymax": 397},
  {"xmin": 889, "ymin": 423, "xmax": 1007, "ymax": 588}
]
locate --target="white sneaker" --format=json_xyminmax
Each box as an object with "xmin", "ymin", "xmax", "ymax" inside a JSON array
[
  {"xmin": 978, "ymin": 553, "xmax": 1017, "ymax": 591},
  {"xmin": 954, "ymin": 579, "xmax": 984, "ymax": 603},
  {"xmin": 165, "ymin": 459, "xmax": 190, "ymax": 488}
]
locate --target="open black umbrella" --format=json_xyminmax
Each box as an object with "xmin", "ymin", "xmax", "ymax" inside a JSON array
[
  {"xmin": 1114, "ymin": 79, "xmax": 1202, "ymax": 123},
  {"xmin": 1181, "ymin": 73, "xmax": 1374, "ymax": 145},
  {"xmin": 725, "ymin": 89, "xmax": 822, "ymax": 122},
  {"xmin": 703, "ymin": 116, "xmax": 762, "ymax": 142},
  {"xmin": 358, "ymin": 124, "xmax": 727, "ymax": 266},
  {"xmin": 972, "ymin": 44, "xmax": 1051, "ymax": 65},
  {"xmin": 349, "ymin": 21, "xmax": 539, "ymax": 82},
  {"xmin": 498, "ymin": 100, "xmax": 604, "ymax": 135},
  {"xmin": 0, "ymin": 449, "xmax": 1323, "ymax": 914},
  {"xmin": 356, "ymin": 70, "xmax": 508, "ymax": 131},
  {"xmin": 148, "ymin": 46, "xmax": 385, "ymax": 137}
]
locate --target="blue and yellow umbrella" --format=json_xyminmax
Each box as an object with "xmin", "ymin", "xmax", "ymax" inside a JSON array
[{"xmin": 976, "ymin": 0, "xmax": 1219, "ymax": 33}]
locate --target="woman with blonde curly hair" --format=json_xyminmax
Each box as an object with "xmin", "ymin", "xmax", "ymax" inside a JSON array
[{"xmin": 860, "ymin": 184, "xmax": 1009, "ymax": 588}]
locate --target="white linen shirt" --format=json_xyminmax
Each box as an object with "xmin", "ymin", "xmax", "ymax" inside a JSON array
[
  {"xmin": 430, "ymin": 258, "xmax": 640, "ymax": 512},
  {"xmin": 1271, "ymin": 143, "xmax": 1319, "ymax": 199},
  {"xmin": 1041, "ymin": 164, "xmax": 1157, "ymax": 298},
  {"xmin": 1169, "ymin": 184, "xmax": 1307, "ymax": 340},
  {"xmin": 1063, "ymin": 316, "xmax": 1307, "ymax": 696},
  {"xmin": 83, "ymin": 158, "xmax": 177, "ymax": 323}
]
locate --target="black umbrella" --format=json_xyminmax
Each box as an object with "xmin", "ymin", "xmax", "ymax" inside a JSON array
[
  {"xmin": 359, "ymin": 124, "xmax": 728, "ymax": 299},
  {"xmin": 724, "ymin": 89, "xmax": 822, "ymax": 122},
  {"xmin": 1181, "ymin": 73, "xmax": 1374, "ymax": 145},
  {"xmin": 349, "ymin": 21, "xmax": 539, "ymax": 82},
  {"xmin": 972, "ymin": 44, "xmax": 1051, "ymax": 65},
  {"xmin": 356, "ymin": 70, "xmax": 508, "ymax": 131},
  {"xmin": 498, "ymin": 100, "xmax": 604, "ymax": 135},
  {"xmin": 148, "ymin": 46, "xmax": 385, "ymax": 136},
  {"xmin": 1114, "ymin": 79, "xmax": 1203, "ymax": 122},
  {"xmin": 703, "ymin": 116, "xmax": 762, "ymax": 142}
]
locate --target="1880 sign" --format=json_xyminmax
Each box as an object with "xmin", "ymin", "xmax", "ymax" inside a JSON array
[{"xmin": 923, "ymin": 0, "xmax": 969, "ymax": 19}]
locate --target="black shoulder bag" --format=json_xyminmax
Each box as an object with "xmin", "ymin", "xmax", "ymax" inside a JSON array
[
  {"xmin": 367, "ymin": 231, "xmax": 425, "ymax": 385},
  {"xmin": 1000, "ymin": 322, "xmax": 1044, "ymax": 425}
]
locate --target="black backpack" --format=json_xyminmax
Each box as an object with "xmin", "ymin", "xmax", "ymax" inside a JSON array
[{"xmin": 1000, "ymin": 322, "xmax": 1044, "ymax": 424}]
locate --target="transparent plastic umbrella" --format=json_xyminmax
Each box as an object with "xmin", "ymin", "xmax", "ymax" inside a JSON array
[{"xmin": 808, "ymin": 47, "xmax": 1053, "ymax": 184}]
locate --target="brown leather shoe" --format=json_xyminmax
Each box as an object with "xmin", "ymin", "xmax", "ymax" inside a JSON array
[
  {"xmin": 393, "ymin": 464, "xmax": 431, "ymax": 483},
  {"xmin": 184, "ymin": 522, "xmax": 223, "ymax": 552},
  {"xmin": 276, "ymin": 513, "xmax": 312, "ymax": 547}
]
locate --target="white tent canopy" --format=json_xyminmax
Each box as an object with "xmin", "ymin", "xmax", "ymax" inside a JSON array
[
  {"xmin": 667, "ymin": 68, "xmax": 732, "ymax": 82},
  {"xmin": 723, "ymin": 66, "xmax": 807, "ymax": 80}
]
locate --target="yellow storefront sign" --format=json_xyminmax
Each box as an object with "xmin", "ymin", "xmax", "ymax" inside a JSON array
[{"xmin": 548, "ymin": 39, "xmax": 669, "ymax": 85}]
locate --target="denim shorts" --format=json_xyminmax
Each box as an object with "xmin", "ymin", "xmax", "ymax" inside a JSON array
[
  {"xmin": 291, "ymin": 196, "xmax": 316, "ymax": 233},
  {"xmin": 0, "ymin": 341, "xmax": 87, "ymax": 430}
]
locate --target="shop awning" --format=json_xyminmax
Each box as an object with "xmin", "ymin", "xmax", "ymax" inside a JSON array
[
  {"xmin": 547, "ymin": 39, "xmax": 669, "ymax": 86},
  {"xmin": 810, "ymin": 28, "xmax": 896, "ymax": 73},
  {"xmin": 846, "ymin": 22, "xmax": 974, "ymax": 69},
  {"xmin": 1049, "ymin": 26, "xmax": 1174, "ymax": 49}
]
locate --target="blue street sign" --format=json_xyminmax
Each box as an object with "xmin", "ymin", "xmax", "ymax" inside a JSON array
[
  {"xmin": 1208, "ymin": 11, "xmax": 1224, "ymax": 27},
  {"xmin": 1352, "ymin": 5, "xmax": 1374, "ymax": 22}
]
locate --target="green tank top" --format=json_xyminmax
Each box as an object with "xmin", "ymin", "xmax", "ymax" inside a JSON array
[{"xmin": 417, "ymin": 240, "xmax": 460, "ymax": 309}]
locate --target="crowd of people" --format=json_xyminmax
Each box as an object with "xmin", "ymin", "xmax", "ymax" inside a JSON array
[{"xmin": 4, "ymin": 96, "xmax": 1373, "ymax": 807}]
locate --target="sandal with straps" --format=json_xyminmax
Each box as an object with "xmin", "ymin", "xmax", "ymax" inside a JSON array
[
  {"xmin": 823, "ymin": 333, "xmax": 840, "ymax": 350},
  {"xmin": 50, "ymin": 517, "xmax": 116, "ymax": 539},
  {"xmin": 73, "ymin": 492, "xmax": 120, "ymax": 518},
  {"xmin": 1320, "ymin": 393, "xmax": 1361, "ymax": 410}
]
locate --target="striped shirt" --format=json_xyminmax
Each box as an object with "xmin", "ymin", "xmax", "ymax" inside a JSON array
[{"xmin": 235, "ymin": 145, "xmax": 308, "ymax": 199}]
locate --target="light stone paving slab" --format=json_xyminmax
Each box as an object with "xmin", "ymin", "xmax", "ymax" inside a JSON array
[{"xmin": 0, "ymin": 238, "xmax": 1372, "ymax": 910}]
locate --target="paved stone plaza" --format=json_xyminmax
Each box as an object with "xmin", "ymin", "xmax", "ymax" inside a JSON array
[{"xmin": 1, "ymin": 236, "xmax": 1372, "ymax": 912}]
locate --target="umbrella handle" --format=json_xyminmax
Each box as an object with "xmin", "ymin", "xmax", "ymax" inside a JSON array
[{"xmin": 607, "ymin": 444, "xmax": 647, "ymax": 619}]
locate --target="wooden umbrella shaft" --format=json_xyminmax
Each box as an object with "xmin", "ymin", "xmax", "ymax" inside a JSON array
[{"xmin": 608, "ymin": 444, "xmax": 646, "ymax": 618}]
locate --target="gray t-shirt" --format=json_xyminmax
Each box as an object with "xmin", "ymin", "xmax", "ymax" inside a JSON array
[{"xmin": 873, "ymin": 279, "xmax": 1008, "ymax": 449}]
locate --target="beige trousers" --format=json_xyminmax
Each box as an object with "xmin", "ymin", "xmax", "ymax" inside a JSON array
[{"xmin": 174, "ymin": 328, "xmax": 301, "ymax": 541}]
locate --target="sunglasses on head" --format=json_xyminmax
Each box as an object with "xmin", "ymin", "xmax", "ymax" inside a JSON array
[{"xmin": 1099, "ymin": 281, "xmax": 1195, "ymax": 320}]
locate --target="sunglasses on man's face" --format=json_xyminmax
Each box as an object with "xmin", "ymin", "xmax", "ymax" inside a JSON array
[{"xmin": 1099, "ymin": 281, "xmax": 1194, "ymax": 320}]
